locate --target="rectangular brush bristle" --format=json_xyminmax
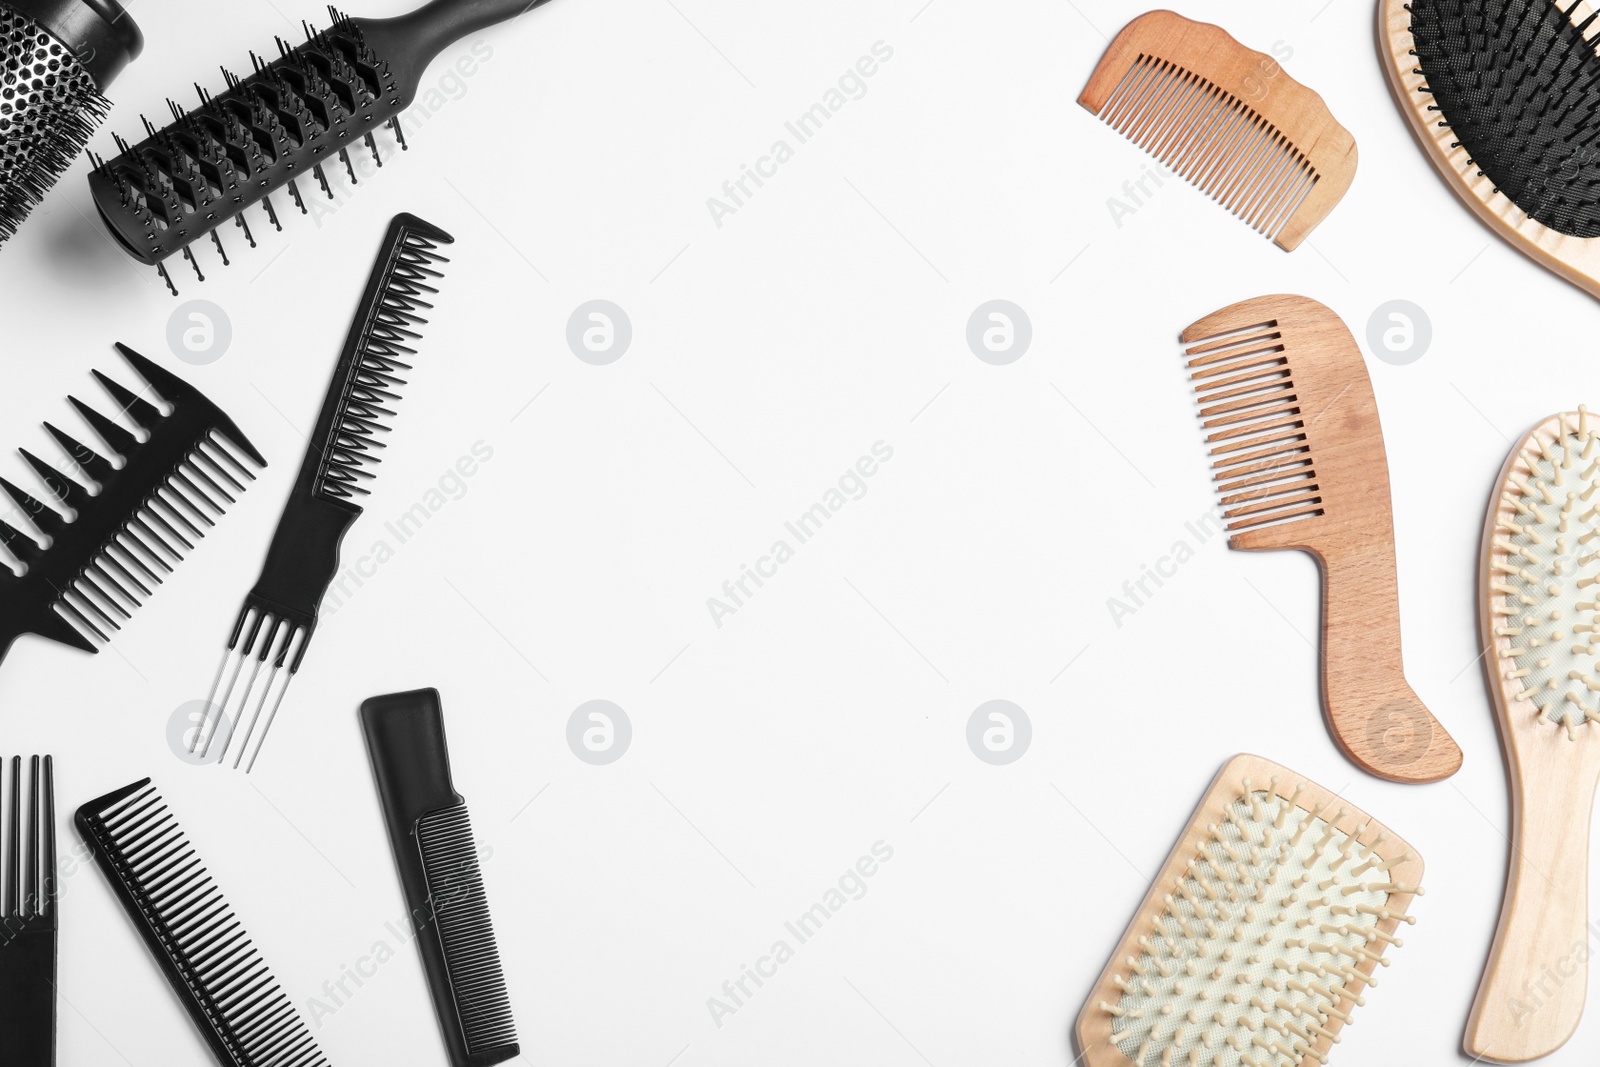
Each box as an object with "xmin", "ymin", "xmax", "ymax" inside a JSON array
[{"xmin": 1182, "ymin": 318, "xmax": 1325, "ymax": 534}]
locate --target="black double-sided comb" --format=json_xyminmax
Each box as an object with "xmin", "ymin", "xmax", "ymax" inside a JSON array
[
  {"xmin": 0, "ymin": 345, "xmax": 264, "ymax": 673},
  {"xmin": 361, "ymin": 689, "xmax": 518, "ymax": 1067},
  {"xmin": 76, "ymin": 778, "xmax": 331, "ymax": 1067},
  {"xmin": 85, "ymin": 0, "xmax": 553, "ymax": 292},
  {"xmin": 0, "ymin": 755, "xmax": 55, "ymax": 1067},
  {"xmin": 193, "ymin": 213, "xmax": 451, "ymax": 772}
]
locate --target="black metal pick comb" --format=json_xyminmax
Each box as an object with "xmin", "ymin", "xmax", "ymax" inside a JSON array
[
  {"xmin": 194, "ymin": 212, "xmax": 451, "ymax": 772},
  {"xmin": 76, "ymin": 777, "xmax": 331, "ymax": 1066},
  {"xmin": 85, "ymin": 0, "xmax": 554, "ymax": 293},
  {"xmin": 361, "ymin": 689, "xmax": 518, "ymax": 1067},
  {"xmin": 0, "ymin": 755, "xmax": 56, "ymax": 1067},
  {"xmin": 0, "ymin": 345, "xmax": 264, "ymax": 672}
]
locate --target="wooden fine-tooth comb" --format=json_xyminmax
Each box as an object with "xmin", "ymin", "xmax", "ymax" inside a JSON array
[
  {"xmin": 0, "ymin": 345, "xmax": 264, "ymax": 675},
  {"xmin": 1079, "ymin": 10, "xmax": 1357, "ymax": 250},
  {"xmin": 1468, "ymin": 408, "xmax": 1600, "ymax": 1061},
  {"xmin": 1381, "ymin": 0, "xmax": 1600, "ymax": 300},
  {"xmin": 1179, "ymin": 295, "xmax": 1461, "ymax": 783},
  {"xmin": 76, "ymin": 778, "xmax": 331, "ymax": 1066},
  {"xmin": 1076, "ymin": 753, "xmax": 1424, "ymax": 1067}
]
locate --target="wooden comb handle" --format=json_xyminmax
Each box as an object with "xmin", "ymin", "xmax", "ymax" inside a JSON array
[
  {"xmin": 1465, "ymin": 748, "xmax": 1600, "ymax": 1061},
  {"xmin": 1316, "ymin": 543, "xmax": 1462, "ymax": 783}
]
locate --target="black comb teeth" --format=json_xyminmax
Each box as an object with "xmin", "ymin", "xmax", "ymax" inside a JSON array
[
  {"xmin": 0, "ymin": 755, "xmax": 56, "ymax": 1066},
  {"xmin": 0, "ymin": 345, "xmax": 264, "ymax": 671},
  {"xmin": 1409, "ymin": 0, "xmax": 1600, "ymax": 236},
  {"xmin": 76, "ymin": 778, "xmax": 331, "ymax": 1067}
]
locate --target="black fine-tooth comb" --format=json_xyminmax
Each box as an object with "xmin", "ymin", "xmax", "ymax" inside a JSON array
[
  {"xmin": 193, "ymin": 213, "xmax": 451, "ymax": 772},
  {"xmin": 361, "ymin": 689, "xmax": 518, "ymax": 1067},
  {"xmin": 85, "ymin": 0, "xmax": 554, "ymax": 293},
  {"xmin": 76, "ymin": 778, "xmax": 331, "ymax": 1067},
  {"xmin": 0, "ymin": 756, "xmax": 56, "ymax": 1067},
  {"xmin": 0, "ymin": 345, "xmax": 264, "ymax": 673}
]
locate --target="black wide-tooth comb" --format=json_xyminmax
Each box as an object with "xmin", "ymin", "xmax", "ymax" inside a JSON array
[
  {"xmin": 361, "ymin": 689, "xmax": 518, "ymax": 1067},
  {"xmin": 194, "ymin": 213, "xmax": 451, "ymax": 773},
  {"xmin": 0, "ymin": 755, "xmax": 56, "ymax": 1067},
  {"xmin": 85, "ymin": 0, "xmax": 553, "ymax": 293},
  {"xmin": 76, "ymin": 777, "xmax": 331, "ymax": 1067},
  {"xmin": 0, "ymin": 345, "xmax": 264, "ymax": 673}
]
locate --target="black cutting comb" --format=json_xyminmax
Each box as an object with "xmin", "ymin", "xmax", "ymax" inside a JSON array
[
  {"xmin": 0, "ymin": 345, "xmax": 264, "ymax": 672},
  {"xmin": 76, "ymin": 777, "xmax": 330, "ymax": 1066},
  {"xmin": 361, "ymin": 689, "xmax": 518, "ymax": 1067},
  {"xmin": 194, "ymin": 213, "xmax": 450, "ymax": 772},
  {"xmin": 86, "ymin": 0, "xmax": 552, "ymax": 293},
  {"xmin": 0, "ymin": 755, "xmax": 56, "ymax": 1067}
]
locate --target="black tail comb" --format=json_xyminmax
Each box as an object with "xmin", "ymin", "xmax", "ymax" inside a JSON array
[
  {"xmin": 85, "ymin": 0, "xmax": 552, "ymax": 292},
  {"xmin": 361, "ymin": 689, "xmax": 519, "ymax": 1067},
  {"xmin": 76, "ymin": 777, "xmax": 331, "ymax": 1067},
  {"xmin": 195, "ymin": 213, "xmax": 451, "ymax": 773},
  {"xmin": 0, "ymin": 755, "xmax": 56, "ymax": 1067},
  {"xmin": 0, "ymin": 345, "xmax": 264, "ymax": 673}
]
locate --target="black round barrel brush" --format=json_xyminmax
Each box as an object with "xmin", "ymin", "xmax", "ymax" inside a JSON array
[{"xmin": 0, "ymin": 0, "xmax": 141, "ymax": 244}]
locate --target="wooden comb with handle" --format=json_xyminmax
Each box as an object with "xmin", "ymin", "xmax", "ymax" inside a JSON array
[
  {"xmin": 1179, "ymin": 295, "xmax": 1462, "ymax": 783},
  {"xmin": 1080, "ymin": 10, "xmax": 1357, "ymax": 250}
]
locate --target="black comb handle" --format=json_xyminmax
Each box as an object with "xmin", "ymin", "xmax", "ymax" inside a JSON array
[
  {"xmin": 361, "ymin": 689, "xmax": 518, "ymax": 1067},
  {"xmin": 0, "ymin": 756, "xmax": 56, "ymax": 1067}
]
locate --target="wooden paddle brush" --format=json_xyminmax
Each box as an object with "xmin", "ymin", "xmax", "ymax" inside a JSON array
[
  {"xmin": 1468, "ymin": 408, "xmax": 1600, "ymax": 1061},
  {"xmin": 1080, "ymin": 10, "xmax": 1357, "ymax": 250},
  {"xmin": 1381, "ymin": 0, "xmax": 1600, "ymax": 299},
  {"xmin": 1179, "ymin": 295, "xmax": 1461, "ymax": 784}
]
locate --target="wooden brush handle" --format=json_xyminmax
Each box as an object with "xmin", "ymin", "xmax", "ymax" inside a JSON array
[
  {"xmin": 1317, "ymin": 544, "xmax": 1462, "ymax": 783},
  {"xmin": 1466, "ymin": 752, "xmax": 1600, "ymax": 1061}
]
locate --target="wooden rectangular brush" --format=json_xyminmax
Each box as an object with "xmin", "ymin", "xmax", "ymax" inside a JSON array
[
  {"xmin": 1076, "ymin": 753, "xmax": 1425, "ymax": 1067},
  {"xmin": 1179, "ymin": 295, "xmax": 1461, "ymax": 784},
  {"xmin": 1079, "ymin": 11, "xmax": 1357, "ymax": 250}
]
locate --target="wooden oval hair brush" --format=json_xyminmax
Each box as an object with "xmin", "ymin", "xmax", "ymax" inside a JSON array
[
  {"xmin": 1179, "ymin": 295, "xmax": 1462, "ymax": 784},
  {"xmin": 1079, "ymin": 10, "xmax": 1357, "ymax": 250},
  {"xmin": 87, "ymin": 0, "xmax": 552, "ymax": 292},
  {"xmin": 1469, "ymin": 408, "xmax": 1600, "ymax": 1062},
  {"xmin": 1381, "ymin": 0, "xmax": 1600, "ymax": 299}
]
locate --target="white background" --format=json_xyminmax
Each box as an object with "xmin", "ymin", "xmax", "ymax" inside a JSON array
[{"xmin": 1, "ymin": 0, "xmax": 1597, "ymax": 1063}]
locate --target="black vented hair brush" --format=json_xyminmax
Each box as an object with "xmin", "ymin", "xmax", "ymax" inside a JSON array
[
  {"xmin": 193, "ymin": 213, "xmax": 450, "ymax": 772},
  {"xmin": 0, "ymin": 345, "xmax": 263, "ymax": 674},
  {"xmin": 87, "ymin": 0, "xmax": 551, "ymax": 292},
  {"xmin": 76, "ymin": 777, "xmax": 331, "ymax": 1066},
  {"xmin": 0, "ymin": 0, "xmax": 142, "ymax": 245},
  {"xmin": 1381, "ymin": 0, "xmax": 1600, "ymax": 298}
]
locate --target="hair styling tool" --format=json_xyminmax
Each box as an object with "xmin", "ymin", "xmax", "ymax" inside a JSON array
[
  {"xmin": 1079, "ymin": 10, "xmax": 1356, "ymax": 250},
  {"xmin": 0, "ymin": 0, "xmax": 141, "ymax": 245},
  {"xmin": 1382, "ymin": 0, "xmax": 1600, "ymax": 300},
  {"xmin": 87, "ymin": 0, "xmax": 550, "ymax": 292},
  {"xmin": 76, "ymin": 777, "xmax": 331, "ymax": 1066},
  {"xmin": 192, "ymin": 213, "xmax": 451, "ymax": 773},
  {"xmin": 0, "ymin": 755, "xmax": 55, "ymax": 1066},
  {"xmin": 0, "ymin": 345, "xmax": 264, "ymax": 675},
  {"xmin": 1468, "ymin": 408, "xmax": 1600, "ymax": 1061},
  {"xmin": 1178, "ymin": 294, "xmax": 1462, "ymax": 783},
  {"xmin": 1076, "ymin": 753, "xmax": 1424, "ymax": 1067},
  {"xmin": 361, "ymin": 688, "xmax": 518, "ymax": 1066}
]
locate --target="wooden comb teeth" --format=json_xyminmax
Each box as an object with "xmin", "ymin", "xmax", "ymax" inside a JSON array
[
  {"xmin": 1079, "ymin": 11, "xmax": 1357, "ymax": 250},
  {"xmin": 1177, "ymin": 295, "xmax": 1462, "ymax": 785}
]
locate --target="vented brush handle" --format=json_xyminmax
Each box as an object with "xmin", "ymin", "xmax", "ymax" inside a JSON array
[
  {"xmin": 359, "ymin": 0, "xmax": 557, "ymax": 87},
  {"xmin": 1466, "ymin": 755, "xmax": 1600, "ymax": 1061},
  {"xmin": 1316, "ymin": 544, "xmax": 1463, "ymax": 784}
]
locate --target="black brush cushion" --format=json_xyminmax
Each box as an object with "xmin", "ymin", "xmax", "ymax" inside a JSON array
[{"xmin": 1409, "ymin": 0, "xmax": 1600, "ymax": 237}]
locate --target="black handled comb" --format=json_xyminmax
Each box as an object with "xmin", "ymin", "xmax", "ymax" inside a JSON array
[
  {"xmin": 0, "ymin": 756, "xmax": 55, "ymax": 1067},
  {"xmin": 0, "ymin": 345, "xmax": 264, "ymax": 673},
  {"xmin": 194, "ymin": 213, "xmax": 451, "ymax": 773},
  {"xmin": 86, "ymin": 0, "xmax": 553, "ymax": 292},
  {"xmin": 361, "ymin": 688, "xmax": 518, "ymax": 1067},
  {"xmin": 76, "ymin": 777, "xmax": 331, "ymax": 1067}
]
